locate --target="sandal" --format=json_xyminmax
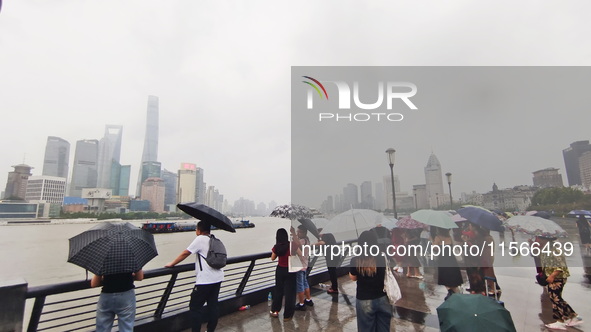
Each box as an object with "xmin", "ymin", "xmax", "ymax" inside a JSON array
[
  {"xmin": 327, "ymin": 288, "xmax": 339, "ymax": 294},
  {"xmin": 269, "ymin": 311, "xmax": 279, "ymax": 318}
]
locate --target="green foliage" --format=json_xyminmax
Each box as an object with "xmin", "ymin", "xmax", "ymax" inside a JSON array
[
  {"xmin": 529, "ymin": 187, "xmax": 590, "ymax": 215},
  {"xmin": 531, "ymin": 187, "xmax": 584, "ymax": 206}
]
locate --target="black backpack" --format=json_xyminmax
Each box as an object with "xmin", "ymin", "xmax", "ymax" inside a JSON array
[{"xmin": 198, "ymin": 234, "xmax": 227, "ymax": 270}]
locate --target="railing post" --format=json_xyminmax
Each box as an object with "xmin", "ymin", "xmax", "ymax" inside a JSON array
[
  {"xmin": 154, "ymin": 273, "xmax": 178, "ymax": 319},
  {"xmin": 307, "ymin": 256, "xmax": 318, "ymax": 276},
  {"xmin": 27, "ymin": 296, "xmax": 45, "ymax": 332},
  {"xmin": 0, "ymin": 278, "xmax": 27, "ymax": 332},
  {"xmin": 235, "ymin": 260, "xmax": 256, "ymax": 297}
]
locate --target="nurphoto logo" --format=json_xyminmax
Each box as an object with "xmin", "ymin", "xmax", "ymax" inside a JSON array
[{"xmin": 302, "ymin": 76, "xmax": 418, "ymax": 122}]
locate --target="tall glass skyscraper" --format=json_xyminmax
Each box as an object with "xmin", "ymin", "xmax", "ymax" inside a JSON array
[
  {"xmin": 69, "ymin": 139, "xmax": 99, "ymax": 197},
  {"xmin": 42, "ymin": 136, "xmax": 70, "ymax": 180},
  {"xmin": 136, "ymin": 95, "xmax": 159, "ymax": 197},
  {"xmin": 97, "ymin": 125, "xmax": 123, "ymax": 189}
]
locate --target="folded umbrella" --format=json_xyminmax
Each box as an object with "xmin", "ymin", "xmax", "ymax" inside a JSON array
[
  {"xmin": 410, "ymin": 210, "xmax": 458, "ymax": 229},
  {"xmin": 68, "ymin": 222, "xmax": 158, "ymax": 276},
  {"xmin": 177, "ymin": 202, "xmax": 236, "ymax": 233},
  {"xmin": 457, "ymin": 206, "xmax": 504, "ymax": 232}
]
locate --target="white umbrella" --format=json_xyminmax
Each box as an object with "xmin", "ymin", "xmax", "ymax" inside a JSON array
[
  {"xmin": 505, "ymin": 215, "xmax": 567, "ymax": 238},
  {"xmin": 322, "ymin": 209, "xmax": 384, "ymax": 241}
]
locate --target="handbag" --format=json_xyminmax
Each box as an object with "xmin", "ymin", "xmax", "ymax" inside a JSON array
[
  {"xmin": 288, "ymin": 241, "xmax": 304, "ymax": 273},
  {"xmin": 536, "ymin": 272, "xmax": 548, "ymax": 286},
  {"xmin": 383, "ymin": 258, "xmax": 402, "ymax": 304}
]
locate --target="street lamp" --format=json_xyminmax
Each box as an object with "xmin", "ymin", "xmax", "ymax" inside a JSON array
[
  {"xmin": 413, "ymin": 187, "xmax": 417, "ymax": 210},
  {"xmin": 446, "ymin": 172, "xmax": 453, "ymax": 210},
  {"xmin": 385, "ymin": 148, "xmax": 397, "ymax": 219}
]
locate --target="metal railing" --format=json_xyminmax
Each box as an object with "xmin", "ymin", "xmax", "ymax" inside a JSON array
[{"xmin": 25, "ymin": 244, "xmax": 355, "ymax": 332}]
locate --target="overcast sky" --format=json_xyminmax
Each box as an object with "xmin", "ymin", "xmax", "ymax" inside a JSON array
[{"xmin": 1, "ymin": 1, "xmax": 590, "ymax": 207}]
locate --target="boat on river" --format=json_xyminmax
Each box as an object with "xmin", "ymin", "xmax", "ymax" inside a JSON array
[{"xmin": 141, "ymin": 219, "xmax": 255, "ymax": 233}]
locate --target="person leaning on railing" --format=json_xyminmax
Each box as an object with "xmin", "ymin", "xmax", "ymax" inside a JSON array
[{"xmin": 90, "ymin": 270, "xmax": 144, "ymax": 332}]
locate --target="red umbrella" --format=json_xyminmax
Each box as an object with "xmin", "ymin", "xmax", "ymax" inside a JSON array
[{"xmin": 395, "ymin": 216, "xmax": 426, "ymax": 229}]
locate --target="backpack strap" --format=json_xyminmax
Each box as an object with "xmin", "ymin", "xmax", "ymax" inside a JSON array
[{"xmin": 197, "ymin": 234, "xmax": 213, "ymax": 271}]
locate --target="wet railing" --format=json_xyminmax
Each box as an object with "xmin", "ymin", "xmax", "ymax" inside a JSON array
[{"xmin": 24, "ymin": 243, "xmax": 355, "ymax": 332}]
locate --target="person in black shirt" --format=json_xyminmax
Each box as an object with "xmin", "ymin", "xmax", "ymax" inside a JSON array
[
  {"xmin": 349, "ymin": 230, "xmax": 392, "ymax": 332},
  {"xmin": 91, "ymin": 270, "xmax": 144, "ymax": 332}
]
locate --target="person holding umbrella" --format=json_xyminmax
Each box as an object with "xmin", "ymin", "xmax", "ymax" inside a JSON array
[
  {"xmin": 67, "ymin": 222, "xmax": 158, "ymax": 332},
  {"xmin": 576, "ymin": 215, "xmax": 591, "ymax": 255},
  {"xmin": 91, "ymin": 270, "xmax": 144, "ymax": 332},
  {"xmin": 166, "ymin": 221, "xmax": 224, "ymax": 332}
]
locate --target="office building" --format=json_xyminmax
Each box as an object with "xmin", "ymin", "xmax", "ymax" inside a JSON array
[
  {"xmin": 136, "ymin": 96, "xmax": 160, "ymax": 196},
  {"xmin": 69, "ymin": 139, "xmax": 99, "ymax": 197},
  {"xmin": 141, "ymin": 177, "xmax": 165, "ymax": 213},
  {"xmin": 161, "ymin": 169, "xmax": 178, "ymax": 206},
  {"xmin": 96, "ymin": 125, "xmax": 123, "ymax": 190},
  {"xmin": 177, "ymin": 163, "xmax": 197, "ymax": 203},
  {"xmin": 425, "ymin": 153, "xmax": 445, "ymax": 208},
  {"xmin": 42, "ymin": 136, "xmax": 70, "ymax": 180},
  {"xmin": 562, "ymin": 140, "xmax": 591, "ymax": 186},
  {"xmin": 532, "ymin": 168, "xmax": 564, "ymax": 189},
  {"xmin": 3, "ymin": 164, "xmax": 33, "ymax": 200},
  {"xmin": 25, "ymin": 175, "xmax": 67, "ymax": 205}
]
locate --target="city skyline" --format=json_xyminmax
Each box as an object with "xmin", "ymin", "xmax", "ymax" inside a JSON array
[{"xmin": 1, "ymin": 2, "xmax": 591, "ymax": 207}]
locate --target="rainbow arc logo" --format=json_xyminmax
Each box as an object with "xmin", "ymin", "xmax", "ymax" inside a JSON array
[{"xmin": 302, "ymin": 76, "xmax": 328, "ymax": 100}]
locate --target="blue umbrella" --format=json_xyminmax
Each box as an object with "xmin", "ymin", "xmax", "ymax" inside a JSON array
[{"xmin": 457, "ymin": 206, "xmax": 504, "ymax": 232}]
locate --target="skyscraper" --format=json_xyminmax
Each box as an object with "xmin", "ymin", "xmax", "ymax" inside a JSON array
[
  {"xmin": 562, "ymin": 141, "xmax": 591, "ymax": 186},
  {"xmin": 141, "ymin": 177, "xmax": 165, "ymax": 213},
  {"xmin": 177, "ymin": 163, "xmax": 197, "ymax": 203},
  {"xmin": 161, "ymin": 169, "xmax": 178, "ymax": 206},
  {"xmin": 97, "ymin": 125, "xmax": 123, "ymax": 189},
  {"xmin": 70, "ymin": 139, "xmax": 99, "ymax": 197},
  {"xmin": 42, "ymin": 136, "xmax": 70, "ymax": 180},
  {"xmin": 195, "ymin": 167, "xmax": 205, "ymax": 203},
  {"xmin": 424, "ymin": 153, "xmax": 445, "ymax": 208},
  {"xmin": 136, "ymin": 95, "xmax": 159, "ymax": 197}
]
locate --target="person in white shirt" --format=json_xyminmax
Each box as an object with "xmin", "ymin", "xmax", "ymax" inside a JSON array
[{"xmin": 166, "ymin": 221, "xmax": 224, "ymax": 332}]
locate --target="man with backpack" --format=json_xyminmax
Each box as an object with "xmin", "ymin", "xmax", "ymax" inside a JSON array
[{"xmin": 166, "ymin": 221, "xmax": 226, "ymax": 332}]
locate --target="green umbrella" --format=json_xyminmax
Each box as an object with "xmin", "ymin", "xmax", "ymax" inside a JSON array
[
  {"xmin": 410, "ymin": 209, "xmax": 458, "ymax": 229},
  {"xmin": 437, "ymin": 294, "xmax": 516, "ymax": 332}
]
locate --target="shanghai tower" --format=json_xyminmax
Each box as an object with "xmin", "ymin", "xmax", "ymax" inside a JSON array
[{"xmin": 136, "ymin": 95, "xmax": 160, "ymax": 196}]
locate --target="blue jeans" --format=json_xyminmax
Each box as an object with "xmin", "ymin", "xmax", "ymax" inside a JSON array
[
  {"xmin": 96, "ymin": 289, "xmax": 136, "ymax": 332},
  {"xmin": 356, "ymin": 295, "xmax": 392, "ymax": 332},
  {"xmin": 296, "ymin": 270, "xmax": 309, "ymax": 293}
]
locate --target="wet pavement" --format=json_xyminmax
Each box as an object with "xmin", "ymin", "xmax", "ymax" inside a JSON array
[{"xmin": 195, "ymin": 218, "xmax": 591, "ymax": 331}]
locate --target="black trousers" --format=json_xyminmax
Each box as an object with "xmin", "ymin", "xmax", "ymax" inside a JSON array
[
  {"xmin": 189, "ymin": 282, "xmax": 221, "ymax": 332},
  {"xmin": 271, "ymin": 266, "xmax": 296, "ymax": 319},
  {"xmin": 327, "ymin": 266, "xmax": 338, "ymax": 290}
]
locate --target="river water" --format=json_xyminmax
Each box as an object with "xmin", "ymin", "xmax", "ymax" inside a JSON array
[{"xmin": 0, "ymin": 217, "xmax": 291, "ymax": 287}]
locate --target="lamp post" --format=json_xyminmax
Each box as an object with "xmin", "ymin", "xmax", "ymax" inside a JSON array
[
  {"xmin": 446, "ymin": 172, "xmax": 453, "ymax": 210},
  {"xmin": 385, "ymin": 148, "xmax": 397, "ymax": 219},
  {"xmin": 413, "ymin": 188, "xmax": 417, "ymax": 210}
]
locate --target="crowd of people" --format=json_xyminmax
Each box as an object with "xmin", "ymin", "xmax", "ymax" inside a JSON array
[{"xmin": 88, "ymin": 213, "xmax": 591, "ymax": 332}]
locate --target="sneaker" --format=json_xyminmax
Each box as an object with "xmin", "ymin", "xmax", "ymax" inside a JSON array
[
  {"xmin": 327, "ymin": 288, "xmax": 339, "ymax": 294},
  {"xmin": 305, "ymin": 299, "xmax": 314, "ymax": 307},
  {"xmin": 269, "ymin": 311, "xmax": 279, "ymax": 318},
  {"xmin": 283, "ymin": 316, "xmax": 293, "ymax": 321},
  {"xmin": 544, "ymin": 321, "xmax": 567, "ymax": 330},
  {"xmin": 566, "ymin": 317, "xmax": 583, "ymax": 327},
  {"xmin": 295, "ymin": 303, "xmax": 306, "ymax": 311}
]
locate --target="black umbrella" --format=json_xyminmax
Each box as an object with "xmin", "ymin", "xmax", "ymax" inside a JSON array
[
  {"xmin": 533, "ymin": 211, "xmax": 551, "ymax": 219},
  {"xmin": 68, "ymin": 222, "xmax": 158, "ymax": 276},
  {"xmin": 297, "ymin": 218, "xmax": 320, "ymax": 239},
  {"xmin": 177, "ymin": 202, "xmax": 236, "ymax": 233}
]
